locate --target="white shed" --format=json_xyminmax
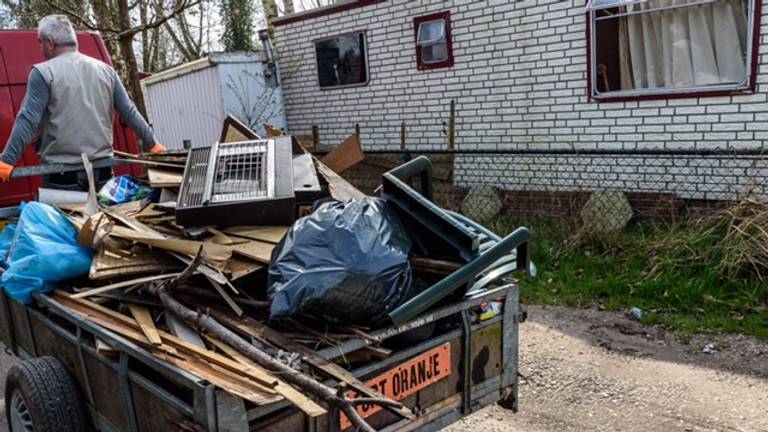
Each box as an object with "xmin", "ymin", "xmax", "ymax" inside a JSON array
[{"xmin": 141, "ymin": 52, "xmax": 287, "ymax": 149}]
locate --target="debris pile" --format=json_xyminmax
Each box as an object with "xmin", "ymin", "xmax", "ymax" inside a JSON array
[{"xmin": 0, "ymin": 120, "xmax": 532, "ymax": 431}]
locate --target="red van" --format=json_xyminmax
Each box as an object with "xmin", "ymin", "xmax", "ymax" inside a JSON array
[{"xmin": 0, "ymin": 30, "xmax": 141, "ymax": 206}]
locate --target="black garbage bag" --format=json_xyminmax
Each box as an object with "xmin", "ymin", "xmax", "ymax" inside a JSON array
[{"xmin": 267, "ymin": 197, "xmax": 413, "ymax": 326}]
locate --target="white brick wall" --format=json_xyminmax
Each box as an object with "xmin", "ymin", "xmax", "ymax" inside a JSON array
[{"xmin": 274, "ymin": 0, "xmax": 768, "ymax": 200}]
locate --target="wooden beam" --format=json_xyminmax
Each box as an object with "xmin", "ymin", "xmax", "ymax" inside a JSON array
[
  {"xmin": 212, "ymin": 312, "xmax": 415, "ymax": 421},
  {"xmin": 128, "ymin": 305, "xmax": 162, "ymax": 346},
  {"xmin": 52, "ymin": 292, "xmax": 278, "ymax": 390},
  {"xmin": 72, "ymin": 273, "xmax": 181, "ymax": 299},
  {"xmin": 205, "ymin": 336, "xmax": 326, "ymax": 418}
]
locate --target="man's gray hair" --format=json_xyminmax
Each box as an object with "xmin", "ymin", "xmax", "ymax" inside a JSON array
[{"xmin": 38, "ymin": 15, "xmax": 78, "ymax": 47}]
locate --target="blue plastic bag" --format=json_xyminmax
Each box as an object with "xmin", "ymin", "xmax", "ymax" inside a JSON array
[
  {"xmin": 1, "ymin": 202, "xmax": 93, "ymax": 303},
  {"xmin": 268, "ymin": 197, "xmax": 414, "ymax": 326},
  {"xmin": 0, "ymin": 223, "xmax": 16, "ymax": 269},
  {"xmin": 98, "ymin": 175, "xmax": 157, "ymax": 206}
]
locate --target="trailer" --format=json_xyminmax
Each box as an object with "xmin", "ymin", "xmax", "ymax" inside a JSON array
[
  {"xmin": 0, "ymin": 156, "xmax": 530, "ymax": 431},
  {"xmin": 0, "ymin": 280, "xmax": 522, "ymax": 432}
]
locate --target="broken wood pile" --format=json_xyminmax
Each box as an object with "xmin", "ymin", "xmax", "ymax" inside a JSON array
[{"xmin": 41, "ymin": 128, "xmax": 413, "ymax": 431}]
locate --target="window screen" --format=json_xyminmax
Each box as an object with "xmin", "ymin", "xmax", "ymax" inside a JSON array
[{"xmin": 315, "ymin": 32, "xmax": 368, "ymax": 88}]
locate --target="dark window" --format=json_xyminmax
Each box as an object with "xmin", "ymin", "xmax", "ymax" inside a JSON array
[
  {"xmin": 587, "ymin": 0, "xmax": 756, "ymax": 99},
  {"xmin": 414, "ymin": 12, "xmax": 454, "ymax": 70},
  {"xmin": 315, "ymin": 31, "xmax": 368, "ymax": 88}
]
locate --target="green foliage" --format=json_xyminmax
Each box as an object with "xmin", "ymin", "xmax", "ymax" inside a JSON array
[
  {"xmin": 221, "ymin": 0, "xmax": 255, "ymax": 52},
  {"xmin": 491, "ymin": 205, "xmax": 768, "ymax": 340}
]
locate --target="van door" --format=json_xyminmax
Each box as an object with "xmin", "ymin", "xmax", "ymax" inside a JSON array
[{"xmin": 0, "ymin": 46, "xmax": 39, "ymax": 206}]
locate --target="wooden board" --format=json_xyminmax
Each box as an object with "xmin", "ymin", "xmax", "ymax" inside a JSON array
[
  {"xmin": 128, "ymin": 305, "xmax": 162, "ymax": 346},
  {"xmin": 72, "ymin": 273, "xmax": 181, "ymax": 299},
  {"xmin": 211, "ymin": 313, "xmax": 414, "ymax": 421},
  {"xmin": 321, "ymin": 133, "xmax": 364, "ymax": 174},
  {"xmin": 230, "ymin": 240, "xmax": 276, "ymax": 264},
  {"xmin": 220, "ymin": 115, "xmax": 261, "ymax": 143},
  {"xmin": 222, "ymin": 226, "xmax": 288, "ymax": 244},
  {"xmin": 206, "ymin": 337, "xmax": 326, "ymax": 418},
  {"xmin": 89, "ymin": 248, "xmax": 180, "ymax": 281},
  {"xmin": 147, "ymin": 169, "xmax": 182, "ymax": 188},
  {"xmin": 53, "ymin": 292, "xmax": 278, "ymax": 390}
]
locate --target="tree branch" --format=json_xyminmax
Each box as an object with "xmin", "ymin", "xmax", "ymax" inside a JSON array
[
  {"xmin": 119, "ymin": 0, "xmax": 201, "ymax": 38},
  {"xmin": 146, "ymin": 251, "xmax": 403, "ymax": 432}
]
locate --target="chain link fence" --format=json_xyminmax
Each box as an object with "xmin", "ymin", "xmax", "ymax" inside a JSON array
[{"xmin": 324, "ymin": 148, "xmax": 768, "ymax": 232}]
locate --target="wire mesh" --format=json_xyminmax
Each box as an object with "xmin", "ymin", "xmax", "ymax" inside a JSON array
[{"xmin": 328, "ymin": 148, "xmax": 768, "ymax": 229}]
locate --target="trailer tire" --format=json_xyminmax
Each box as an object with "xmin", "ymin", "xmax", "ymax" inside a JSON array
[{"xmin": 5, "ymin": 356, "xmax": 90, "ymax": 432}]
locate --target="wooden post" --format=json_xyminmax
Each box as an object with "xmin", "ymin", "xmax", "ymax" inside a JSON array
[
  {"xmin": 400, "ymin": 121, "xmax": 407, "ymax": 150},
  {"xmin": 355, "ymin": 123, "xmax": 361, "ymax": 147},
  {"xmin": 312, "ymin": 125, "xmax": 319, "ymax": 150},
  {"xmin": 447, "ymin": 99, "xmax": 455, "ymax": 149}
]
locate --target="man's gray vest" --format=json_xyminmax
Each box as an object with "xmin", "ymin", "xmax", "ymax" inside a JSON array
[{"xmin": 33, "ymin": 51, "xmax": 114, "ymax": 164}]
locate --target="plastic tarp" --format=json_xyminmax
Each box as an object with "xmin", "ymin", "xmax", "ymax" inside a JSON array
[
  {"xmin": 268, "ymin": 197, "xmax": 414, "ymax": 326},
  {"xmin": 1, "ymin": 202, "xmax": 93, "ymax": 303}
]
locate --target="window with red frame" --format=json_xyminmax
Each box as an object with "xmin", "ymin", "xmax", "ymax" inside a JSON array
[
  {"xmin": 414, "ymin": 12, "xmax": 454, "ymax": 70},
  {"xmin": 587, "ymin": 0, "xmax": 758, "ymax": 100}
]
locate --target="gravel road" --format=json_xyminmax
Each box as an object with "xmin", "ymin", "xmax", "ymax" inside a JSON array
[{"xmin": 447, "ymin": 305, "xmax": 768, "ymax": 432}]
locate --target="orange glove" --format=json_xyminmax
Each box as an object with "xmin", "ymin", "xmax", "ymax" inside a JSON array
[
  {"xmin": 0, "ymin": 161, "xmax": 12, "ymax": 183},
  {"xmin": 149, "ymin": 142, "xmax": 167, "ymax": 154}
]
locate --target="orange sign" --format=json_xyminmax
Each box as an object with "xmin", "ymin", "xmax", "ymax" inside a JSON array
[{"xmin": 340, "ymin": 343, "xmax": 452, "ymax": 430}]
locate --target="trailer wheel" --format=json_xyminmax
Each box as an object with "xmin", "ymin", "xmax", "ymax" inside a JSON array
[{"xmin": 5, "ymin": 356, "xmax": 90, "ymax": 432}]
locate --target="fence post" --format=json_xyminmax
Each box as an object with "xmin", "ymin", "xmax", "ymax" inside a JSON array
[
  {"xmin": 400, "ymin": 121, "xmax": 407, "ymax": 150},
  {"xmin": 448, "ymin": 99, "xmax": 456, "ymax": 149},
  {"xmin": 312, "ymin": 125, "xmax": 319, "ymax": 150},
  {"xmin": 355, "ymin": 123, "xmax": 361, "ymax": 147}
]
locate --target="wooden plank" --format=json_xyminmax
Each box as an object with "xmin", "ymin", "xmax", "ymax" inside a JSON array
[
  {"xmin": 212, "ymin": 313, "xmax": 414, "ymax": 421},
  {"xmin": 220, "ymin": 114, "xmax": 261, "ymax": 143},
  {"xmin": 95, "ymin": 338, "xmax": 119, "ymax": 357},
  {"xmin": 128, "ymin": 305, "xmax": 162, "ymax": 346},
  {"xmin": 205, "ymin": 276, "xmax": 243, "ymax": 317},
  {"xmin": 163, "ymin": 354, "xmax": 280, "ymax": 405},
  {"xmin": 229, "ymin": 240, "xmax": 275, "ymax": 264},
  {"xmin": 321, "ymin": 133, "xmax": 365, "ymax": 174},
  {"xmin": 205, "ymin": 337, "xmax": 326, "ymax": 418},
  {"xmin": 222, "ymin": 226, "xmax": 288, "ymax": 244},
  {"xmin": 72, "ymin": 273, "xmax": 181, "ymax": 299},
  {"xmin": 147, "ymin": 168, "xmax": 182, "ymax": 188},
  {"xmin": 222, "ymin": 257, "xmax": 264, "ymax": 281},
  {"xmin": 109, "ymin": 232, "xmax": 233, "ymax": 263},
  {"xmin": 52, "ymin": 292, "xmax": 278, "ymax": 390}
]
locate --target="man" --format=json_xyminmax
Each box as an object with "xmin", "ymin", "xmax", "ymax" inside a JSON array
[{"xmin": 0, "ymin": 15, "xmax": 166, "ymax": 191}]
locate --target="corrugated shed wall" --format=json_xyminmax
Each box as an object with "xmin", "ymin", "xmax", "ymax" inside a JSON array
[{"xmin": 145, "ymin": 66, "xmax": 224, "ymax": 149}]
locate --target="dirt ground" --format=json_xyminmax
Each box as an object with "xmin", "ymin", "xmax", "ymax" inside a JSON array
[{"xmin": 447, "ymin": 305, "xmax": 768, "ymax": 432}]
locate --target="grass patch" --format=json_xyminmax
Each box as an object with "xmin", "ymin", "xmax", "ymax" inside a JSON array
[{"xmin": 488, "ymin": 204, "xmax": 768, "ymax": 341}]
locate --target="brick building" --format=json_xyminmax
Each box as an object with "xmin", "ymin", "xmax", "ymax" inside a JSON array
[{"xmin": 272, "ymin": 0, "xmax": 768, "ymax": 216}]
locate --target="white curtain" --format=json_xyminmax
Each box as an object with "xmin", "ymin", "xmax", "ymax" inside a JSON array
[{"xmin": 624, "ymin": 0, "xmax": 749, "ymax": 89}]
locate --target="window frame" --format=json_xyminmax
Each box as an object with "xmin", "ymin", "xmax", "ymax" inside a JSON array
[
  {"xmin": 313, "ymin": 30, "xmax": 370, "ymax": 90},
  {"xmin": 414, "ymin": 11, "xmax": 454, "ymax": 70},
  {"xmin": 586, "ymin": 0, "xmax": 762, "ymax": 102}
]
